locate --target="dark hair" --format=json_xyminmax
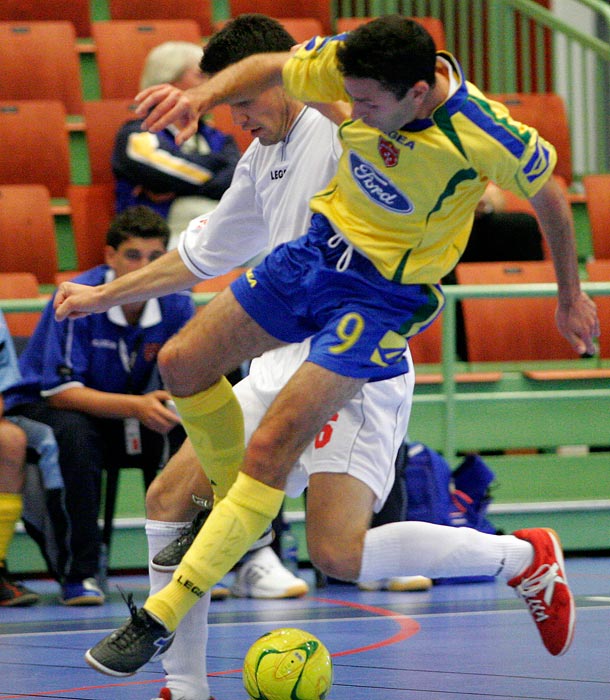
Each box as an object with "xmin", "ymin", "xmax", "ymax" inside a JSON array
[
  {"xmin": 106, "ymin": 206, "xmax": 170, "ymax": 249},
  {"xmin": 336, "ymin": 15, "xmax": 437, "ymax": 100},
  {"xmin": 201, "ymin": 13, "xmax": 295, "ymax": 74}
]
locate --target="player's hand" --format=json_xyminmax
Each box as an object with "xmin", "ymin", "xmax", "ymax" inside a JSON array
[
  {"xmin": 54, "ymin": 282, "xmax": 107, "ymax": 321},
  {"xmin": 134, "ymin": 390, "xmax": 181, "ymax": 434},
  {"xmin": 556, "ymin": 291, "xmax": 600, "ymax": 357},
  {"xmin": 135, "ymin": 83, "xmax": 202, "ymax": 146}
]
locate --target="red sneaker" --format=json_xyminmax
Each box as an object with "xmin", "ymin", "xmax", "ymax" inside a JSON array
[{"xmin": 508, "ymin": 528, "xmax": 575, "ymax": 656}]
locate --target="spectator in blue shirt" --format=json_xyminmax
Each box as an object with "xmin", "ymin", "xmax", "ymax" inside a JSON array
[{"xmin": 4, "ymin": 207, "xmax": 194, "ymax": 605}]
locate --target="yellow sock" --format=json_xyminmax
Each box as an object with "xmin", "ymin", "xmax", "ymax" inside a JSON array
[
  {"xmin": 145, "ymin": 472, "xmax": 284, "ymax": 630},
  {"xmin": 0, "ymin": 493, "xmax": 22, "ymax": 562},
  {"xmin": 173, "ymin": 377, "xmax": 244, "ymax": 500}
]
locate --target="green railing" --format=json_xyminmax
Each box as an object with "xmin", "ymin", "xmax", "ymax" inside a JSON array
[
  {"xmin": 334, "ymin": 0, "xmax": 610, "ymax": 176},
  {"xmin": 436, "ymin": 280, "xmax": 610, "ymax": 463},
  {"xmin": 3, "ymin": 279, "xmax": 610, "ymax": 465}
]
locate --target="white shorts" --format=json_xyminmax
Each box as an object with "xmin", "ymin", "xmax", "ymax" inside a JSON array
[{"xmin": 233, "ymin": 341, "xmax": 414, "ymax": 512}]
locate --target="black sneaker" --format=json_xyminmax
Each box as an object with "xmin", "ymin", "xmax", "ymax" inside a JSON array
[
  {"xmin": 152, "ymin": 507, "xmax": 274, "ymax": 572},
  {"xmin": 151, "ymin": 507, "xmax": 211, "ymax": 572},
  {"xmin": 0, "ymin": 564, "xmax": 40, "ymax": 607},
  {"xmin": 85, "ymin": 592, "xmax": 174, "ymax": 676}
]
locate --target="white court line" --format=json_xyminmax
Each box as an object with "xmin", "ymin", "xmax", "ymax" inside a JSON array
[{"xmin": 1, "ymin": 603, "xmax": 608, "ymax": 639}]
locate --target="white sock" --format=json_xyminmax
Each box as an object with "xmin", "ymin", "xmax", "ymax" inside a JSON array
[
  {"xmin": 359, "ymin": 522, "xmax": 534, "ymax": 583},
  {"xmin": 146, "ymin": 519, "xmax": 211, "ymax": 700}
]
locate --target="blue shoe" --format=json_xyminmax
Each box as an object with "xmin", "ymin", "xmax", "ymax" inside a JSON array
[{"xmin": 60, "ymin": 577, "xmax": 105, "ymax": 606}]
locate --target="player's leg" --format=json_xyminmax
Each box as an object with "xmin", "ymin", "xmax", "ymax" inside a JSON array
[
  {"xmin": 145, "ymin": 440, "xmax": 225, "ymax": 595},
  {"xmin": 145, "ymin": 441, "xmax": 213, "ymax": 700},
  {"xmin": 0, "ymin": 419, "xmax": 38, "ymax": 607},
  {"xmin": 158, "ymin": 288, "xmax": 282, "ymax": 505},
  {"xmin": 306, "ymin": 471, "xmax": 376, "ymax": 581},
  {"xmin": 144, "ymin": 362, "xmax": 365, "ymax": 630},
  {"xmin": 159, "ymin": 287, "xmax": 280, "ymax": 396},
  {"xmin": 147, "ymin": 439, "xmax": 210, "ymax": 523}
]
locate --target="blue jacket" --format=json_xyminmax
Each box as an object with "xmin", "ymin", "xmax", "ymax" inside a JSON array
[
  {"xmin": 4, "ymin": 265, "xmax": 195, "ymax": 411},
  {"xmin": 113, "ymin": 118, "xmax": 241, "ymax": 218}
]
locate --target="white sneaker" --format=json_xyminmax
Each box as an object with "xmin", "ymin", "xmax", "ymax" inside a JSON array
[
  {"xmin": 231, "ymin": 546, "xmax": 309, "ymax": 599},
  {"xmin": 358, "ymin": 576, "xmax": 433, "ymax": 592}
]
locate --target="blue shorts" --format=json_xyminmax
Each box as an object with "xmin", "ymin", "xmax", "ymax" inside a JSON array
[{"xmin": 231, "ymin": 214, "xmax": 444, "ymax": 381}]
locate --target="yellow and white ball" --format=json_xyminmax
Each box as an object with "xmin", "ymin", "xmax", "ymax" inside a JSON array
[{"xmin": 243, "ymin": 627, "xmax": 333, "ymax": 700}]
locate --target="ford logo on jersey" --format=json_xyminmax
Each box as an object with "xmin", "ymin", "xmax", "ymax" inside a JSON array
[{"xmin": 349, "ymin": 152, "xmax": 413, "ymax": 213}]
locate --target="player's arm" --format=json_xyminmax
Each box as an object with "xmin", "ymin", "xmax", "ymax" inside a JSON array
[
  {"xmin": 136, "ymin": 52, "xmax": 292, "ymax": 145},
  {"xmin": 54, "ymin": 249, "xmax": 198, "ymax": 321},
  {"xmin": 47, "ymin": 387, "xmax": 179, "ymax": 434},
  {"xmin": 529, "ymin": 177, "xmax": 599, "ymax": 356}
]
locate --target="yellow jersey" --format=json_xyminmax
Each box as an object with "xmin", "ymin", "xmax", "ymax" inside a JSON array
[{"xmin": 283, "ymin": 39, "xmax": 556, "ymax": 284}]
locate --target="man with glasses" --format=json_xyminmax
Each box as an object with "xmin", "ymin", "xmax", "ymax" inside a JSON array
[{"xmin": 4, "ymin": 206, "xmax": 194, "ymax": 605}]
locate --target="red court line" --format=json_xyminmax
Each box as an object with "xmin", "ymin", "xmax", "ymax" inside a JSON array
[
  {"xmin": 0, "ymin": 677, "xmax": 161, "ymax": 699},
  {"xmin": 312, "ymin": 596, "xmax": 421, "ymax": 657},
  {"xmin": 0, "ymin": 596, "xmax": 420, "ymax": 697}
]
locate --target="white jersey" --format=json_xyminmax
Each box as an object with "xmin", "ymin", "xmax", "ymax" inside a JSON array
[
  {"xmin": 177, "ymin": 107, "xmax": 413, "ymax": 509},
  {"xmin": 178, "ymin": 106, "xmax": 341, "ymax": 276},
  {"xmin": 178, "ymin": 106, "xmax": 340, "ymax": 390}
]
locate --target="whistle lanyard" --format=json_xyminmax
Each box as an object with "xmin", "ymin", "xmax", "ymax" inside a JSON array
[{"xmin": 117, "ymin": 336, "xmax": 143, "ymax": 394}]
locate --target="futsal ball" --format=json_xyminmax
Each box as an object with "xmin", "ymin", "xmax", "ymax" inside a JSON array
[{"xmin": 243, "ymin": 627, "xmax": 333, "ymax": 700}]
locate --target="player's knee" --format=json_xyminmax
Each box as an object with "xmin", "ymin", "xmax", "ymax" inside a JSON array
[
  {"xmin": 157, "ymin": 338, "xmax": 182, "ymax": 390},
  {"xmin": 0, "ymin": 420, "xmax": 27, "ymax": 470},
  {"xmin": 308, "ymin": 537, "xmax": 362, "ymax": 582},
  {"xmin": 145, "ymin": 475, "xmax": 165, "ymax": 519},
  {"xmin": 245, "ymin": 428, "xmax": 290, "ymax": 490}
]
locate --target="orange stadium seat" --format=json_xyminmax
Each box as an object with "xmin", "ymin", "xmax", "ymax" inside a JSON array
[
  {"xmin": 83, "ymin": 100, "xmax": 140, "ymax": 184},
  {"xmin": 336, "ymin": 16, "xmax": 446, "ymax": 50},
  {"xmin": 408, "ymin": 315, "xmax": 442, "ymax": 365},
  {"xmin": 275, "ymin": 18, "xmax": 324, "ymax": 43},
  {"xmin": 0, "ymin": 21, "xmax": 84, "ymax": 115},
  {"xmin": 583, "ymin": 174, "xmax": 610, "ymax": 260},
  {"xmin": 108, "ymin": 0, "xmax": 213, "ymax": 37},
  {"xmin": 0, "ymin": 272, "xmax": 43, "ymax": 338},
  {"xmin": 92, "ymin": 20, "xmax": 202, "ymax": 99},
  {"xmin": 0, "ymin": 0, "xmax": 92, "ymax": 38},
  {"xmin": 0, "ymin": 185, "xmax": 58, "ymax": 285},
  {"xmin": 455, "ymin": 261, "xmax": 573, "ymax": 362},
  {"xmin": 0, "ymin": 101, "xmax": 71, "ymax": 199},
  {"xmin": 213, "ymin": 17, "xmax": 324, "ymax": 44},
  {"xmin": 68, "ymin": 184, "xmax": 116, "ymax": 271},
  {"xmin": 228, "ymin": 0, "xmax": 333, "ymax": 34}
]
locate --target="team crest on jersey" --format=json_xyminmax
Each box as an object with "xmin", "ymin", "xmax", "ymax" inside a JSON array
[
  {"xmin": 378, "ymin": 136, "xmax": 399, "ymax": 167},
  {"xmin": 349, "ymin": 152, "xmax": 413, "ymax": 213}
]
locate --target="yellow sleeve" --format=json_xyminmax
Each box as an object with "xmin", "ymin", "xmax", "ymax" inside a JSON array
[
  {"xmin": 467, "ymin": 88, "xmax": 557, "ymax": 199},
  {"xmin": 282, "ymin": 36, "xmax": 352, "ymax": 104}
]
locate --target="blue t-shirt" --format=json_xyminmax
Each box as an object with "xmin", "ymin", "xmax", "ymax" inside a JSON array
[
  {"xmin": 4, "ymin": 266, "xmax": 195, "ymax": 411},
  {"xmin": 0, "ymin": 310, "xmax": 21, "ymax": 394}
]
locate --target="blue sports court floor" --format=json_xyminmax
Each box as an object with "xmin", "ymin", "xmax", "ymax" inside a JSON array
[{"xmin": 1, "ymin": 557, "xmax": 608, "ymax": 700}]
